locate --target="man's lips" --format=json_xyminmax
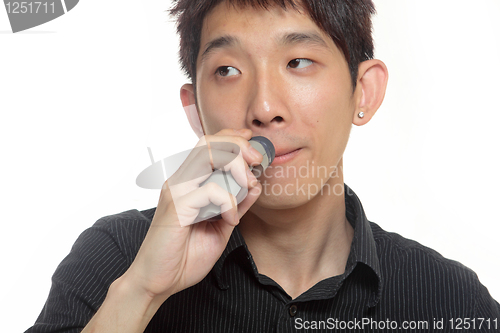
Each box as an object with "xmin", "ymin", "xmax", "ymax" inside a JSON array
[
  {"xmin": 272, "ymin": 148, "xmax": 302, "ymax": 165},
  {"xmin": 275, "ymin": 148, "xmax": 300, "ymax": 157}
]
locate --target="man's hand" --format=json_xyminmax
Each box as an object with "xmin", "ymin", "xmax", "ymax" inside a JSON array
[{"xmin": 82, "ymin": 128, "xmax": 262, "ymax": 333}]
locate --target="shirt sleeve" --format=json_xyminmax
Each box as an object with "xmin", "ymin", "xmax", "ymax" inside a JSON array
[{"xmin": 24, "ymin": 218, "xmax": 132, "ymax": 333}]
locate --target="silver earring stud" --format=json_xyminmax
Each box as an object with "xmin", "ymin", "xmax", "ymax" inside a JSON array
[{"xmin": 358, "ymin": 111, "xmax": 365, "ymax": 118}]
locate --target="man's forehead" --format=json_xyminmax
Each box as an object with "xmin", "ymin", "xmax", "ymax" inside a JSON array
[
  {"xmin": 200, "ymin": 0, "xmax": 312, "ymax": 36},
  {"xmin": 198, "ymin": 1, "xmax": 332, "ymax": 51},
  {"xmin": 195, "ymin": 4, "xmax": 344, "ymax": 74}
]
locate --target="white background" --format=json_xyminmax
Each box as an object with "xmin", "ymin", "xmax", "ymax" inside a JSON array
[{"xmin": 1, "ymin": 0, "xmax": 499, "ymax": 331}]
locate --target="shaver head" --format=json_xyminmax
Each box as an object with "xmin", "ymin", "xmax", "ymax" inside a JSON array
[{"xmin": 249, "ymin": 136, "xmax": 275, "ymax": 168}]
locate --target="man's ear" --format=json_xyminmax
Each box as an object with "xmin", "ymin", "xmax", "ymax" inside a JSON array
[
  {"xmin": 352, "ymin": 59, "xmax": 389, "ymax": 126},
  {"xmin": 180, "ymin": 83, "xmax": 205, "ymax": 138}
]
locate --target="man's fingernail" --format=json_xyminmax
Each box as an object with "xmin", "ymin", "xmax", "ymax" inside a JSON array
[{"xmin": 248, "ymin": 146, "xmax": 261, "ymax": 159}]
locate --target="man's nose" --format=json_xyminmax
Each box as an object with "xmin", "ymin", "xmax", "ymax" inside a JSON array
[{"xmin": 246, "ymin": 71, "xmax": 291, "ymax": 130}]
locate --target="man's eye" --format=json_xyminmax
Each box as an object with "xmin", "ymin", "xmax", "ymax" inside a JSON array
[
  {"xmin": 287, "ymin": 58, "xmax": 313, "ymax": 69},
  {"xmin": 216, "ymin": 66, "xmax": 241, "ymax": 77}
]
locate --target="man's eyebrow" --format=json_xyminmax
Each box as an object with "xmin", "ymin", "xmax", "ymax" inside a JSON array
[
  {"xmin": 200, "ymin": 35, "xmax": 240, "ymax": 64},
  {"xmin": 199, "ymin": 31, "xmax": 330, "ymax": 64},
  {"xmin": 276, "ymin": 31, "xmax": 330, "ymax": 50}
]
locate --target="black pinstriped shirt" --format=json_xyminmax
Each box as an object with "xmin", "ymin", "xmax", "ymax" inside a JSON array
[{"xmin": 26, "ymin": 184, "xmax": 500, "ymax": 332}]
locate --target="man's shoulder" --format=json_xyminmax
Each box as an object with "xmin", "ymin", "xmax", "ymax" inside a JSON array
[
  {"xmin": 369, "ymin": 221, "xmax": 474, "ymax": 275},
  {"xmin": 368, "ymin": 221, "xmax": 500, "ymax": 318},
  {"xmin": 92, "ymin": 207, "xmax": 156, "ymax": 230},
  {"xmin": 76, "ymin": 207, "xmax": 157, "ymax": 261}
]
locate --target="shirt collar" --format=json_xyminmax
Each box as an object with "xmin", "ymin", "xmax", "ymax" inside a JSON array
[
  {"xmin": 344, "ymin": 183, "xmax": 382, "ymax": 306},
  {"xmin": 213, "ymin": 183, "xmax": 382, "ymax": 306}
]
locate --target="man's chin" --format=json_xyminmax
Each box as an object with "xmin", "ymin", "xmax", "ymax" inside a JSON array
[{"xmin": 253, "ymin": 193, "xmax": 309, "ymax": 210}]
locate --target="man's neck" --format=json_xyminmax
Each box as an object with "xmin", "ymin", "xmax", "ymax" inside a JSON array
[{"xmin": 239, "ymin": 167, "xmax": 354, "ymax": 300}]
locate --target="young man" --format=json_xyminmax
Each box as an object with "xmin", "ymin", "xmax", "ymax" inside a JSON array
[{"xmin": 27, "ymin": 0, "xmax": 500, "ymax": 332}]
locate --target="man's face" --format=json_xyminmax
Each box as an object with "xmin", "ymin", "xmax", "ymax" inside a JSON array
[{"xmin": 194, "ymin": 2, "xmax": 357, "ymax": 209}]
